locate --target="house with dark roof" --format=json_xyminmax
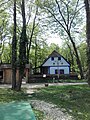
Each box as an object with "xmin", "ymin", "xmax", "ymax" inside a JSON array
[{"xmin": 40, "ymin": 50, "xmax": 70, "ymax": 75}]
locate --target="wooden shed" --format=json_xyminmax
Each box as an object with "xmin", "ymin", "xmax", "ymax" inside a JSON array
[{"xmin": 0, "ymin": 64, "xmax": 30, "ymax": 84}]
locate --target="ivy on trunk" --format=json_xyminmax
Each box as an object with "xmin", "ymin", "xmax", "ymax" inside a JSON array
[{"xmin": 84, "ymin": 0, "xmax": 90, "ymax": 85}]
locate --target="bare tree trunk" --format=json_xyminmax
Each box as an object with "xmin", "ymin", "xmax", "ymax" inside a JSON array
[
  {"xmin": 84, "ymin": 0, "xmax": 90, "ymax": 85},
  {"xmin": 68, "ymin": 31, "xmax": 84, "ymax": 79},
  {"xmin": 66, "ymin": 43, "xmax": 75, "ymax": 72},
  {"xmin": 26, "ymin": 6, "xmax": 38, "ymax": 63},
  {"xmin": 17, "ymin": 0, "xmax": 27, "ymax": 91},
  {"xmin": 12, "ymin": 0, "xmax": 17, "ymax": 89}
]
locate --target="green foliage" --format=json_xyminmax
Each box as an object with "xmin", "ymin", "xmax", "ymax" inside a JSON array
[
  {"xmin": 78, "ymin": 42, "xmax": 87, "ymax": 72},
  {"xmin": 0, "ymin": 11, "xmax": 10, "ymax": 61},
  {"xmin": 0, "ymin": 0, "xmax": 87, "ymax": 77},
  {"xmin": 38, "ymin": 0, "xmax": 85, "ymax": 35},
  {"xmin": 2, "ymin": 44, "xmax": 12, "ymax": 63}
]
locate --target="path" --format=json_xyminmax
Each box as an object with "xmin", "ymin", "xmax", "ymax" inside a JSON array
[
  {"xmin": 0, "ymin": 82, "xmax": 87, "ymax": 94},
  {"xmin": 0, "ymin": 82, "xmax": 87, "ymax": 89},
  {"xmin": 30, "ymin": 100, "xmax": 73, "ymax": 120}
]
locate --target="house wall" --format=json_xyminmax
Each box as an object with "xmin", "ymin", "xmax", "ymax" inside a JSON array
[
  {"xmin": 3, "ymin": 68, "xmax": 29, "ymax": 84},
  {"xmin": 3, "ymin": 69, "xmax": 12, "ymax": 84},
  {"xmin": 24, "ymin": 68, "xmax": 29, "ymax": 82},
  {"xmin": 42, "ymin": 57, "xmax": 70, "ymax": 66},
  {"xmin": 50, "ymin": 66, "xmax": 70, "ymax": 74}
]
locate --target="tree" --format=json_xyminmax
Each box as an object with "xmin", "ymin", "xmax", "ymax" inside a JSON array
[
  {"xmin": 84, "ymin": 0, "xmax": 90, "ymax": 85},
  {"xmin": 26, "ymin": 5, "xmax": 38, "ymax": 64},
  {"xmin": 12, "ymin": 0, "xmax": 17, "ymax": 89},
  {"xmin": 38, "ymin": 0, "xmax": 84, "ymax": 79},
  {"xmin": 17, "ymin": 0, "xmax": 27, "ymax": 91},
  {"xmin": 0, "ymin": 11, "xmax": 9, "ymax": 63},
  {"xmin": 2, "ymin": 44, "xmax": 12, "ymax": 63},
  {"xmin": 61, "ymin": 41, "xmax": 75, "ymax": 72},
  {"xmin": 78, "ymin": 42, "xmax": 87, "ymax": 72}
]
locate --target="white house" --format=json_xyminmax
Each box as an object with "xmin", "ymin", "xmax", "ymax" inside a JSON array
[{"xmin": 40, "ymin": 50, "xmax": 70, "ymax": 75}]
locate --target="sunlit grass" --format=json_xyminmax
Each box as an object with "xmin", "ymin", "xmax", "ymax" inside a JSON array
[
  {"xmin": 0, "ymin": 84, "xmax": 90, "ymax": 120},
  {"xmin": 32, "ymin": 85, "xmax": 90, "ymax": 120},
  {"xmin": 33, "ymin": 109, "xmax": 44, "ymax": 120}
]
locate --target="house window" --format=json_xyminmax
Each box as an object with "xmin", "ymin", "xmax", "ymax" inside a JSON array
[
  {"xmin": 53, "ymin": 62, "xmax": 55, "ymax": 65},
  {"xmin": 51, "ymin": 57, "xmax": 54, "ymax": 61},
  {"xmin": 60, "ymin": 69, "xmax": 64, "ymax": 74},
  {"xmin": 58, "ymin": 57, "xmax": 61, "ymax": 60}
]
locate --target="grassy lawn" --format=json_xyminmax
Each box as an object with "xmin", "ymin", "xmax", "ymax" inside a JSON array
[
  {"xmin": 33, "ymin": 109, "xmax": 44, "ymax": 120},
  {"xmin": 48, "ymin": 79, "xmax": 87, "ymax": 83},
  {"xmin": 58, "ymin": 79, "xmax": 87, "ymax": 83},
  {"xmin": 0, "ymin": 88, "xmax": 29, "ymax": 102},
  {"xmin": 32, "ymin": 84, "xmax": 90, "ymax": 120},
  {"xmin": 0, "ymin": 84, "xmax": 90, "ymax": 120}
]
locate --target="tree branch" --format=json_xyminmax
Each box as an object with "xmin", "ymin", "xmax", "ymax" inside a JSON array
[
  {"xmin": 46, "ymin": 7, "xmax": 68, "ymax": 33},
  {"xmin": 69, "ymin": 0, "xmax": 80, "ymax": 30},
  {"xmin": 55, "ymin": 0, "xmax": 67, "ymax": 28},
  {"xmin": 28, "ymin": 5, "xmax": 38, "ymax": 52},
  {"xmin": 27, "ymin": 6, "xmax": 32, "ymax": 25},
  {"xmin": 61, "ymin": 0, "xmax": 70, "ymax": 28},
  {"xmin": 0, "ymin": 1, "xmax": 9, "ymax": 8}
]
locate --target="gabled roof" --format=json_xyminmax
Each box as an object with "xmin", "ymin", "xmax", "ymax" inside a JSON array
[
  {"xmin": 41, "ymin": 50, "xmax": 70, "ymax": 66},
  {"xmin": 0, "ymin": 63, "xmax": 30, "ymax": 69}
]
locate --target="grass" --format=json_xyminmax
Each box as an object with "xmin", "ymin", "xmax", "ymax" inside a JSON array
[
  {"xmin": 0, "ymin": 84, "xmax": 90, "ymax": 120},
  {"xmin": 59, "ymin": 79, "xmax": 87, "ymax": 83},
  {"xmin": 33, "ymin": 109, "xmax": 44, "ymax": 120},
  {"xmin": 32, "ymin": 84, "xmax": 90, "ymax": 120},
  {"xmin": 0, "ymin": 88, "xmax": 29, "ymax": 102},
  {"xmin": 47, "ymin": 79, "xmax": 87, "ymax": 83}
]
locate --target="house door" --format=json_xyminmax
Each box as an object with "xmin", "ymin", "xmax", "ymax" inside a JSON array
[
  {"xmin": 0, "ymin": 71, "xmax": 3, "ymax": 83},
  {"xmin": 0, "ymin": 71, "xmax": 3, "ymax": 79},
  {"xmin": 60, "ymin": 69, "xmax": 64, "ymax": 74},
  {"xmin": 55, "ymin": 69, "xmax": 58, "ymax": 74}
]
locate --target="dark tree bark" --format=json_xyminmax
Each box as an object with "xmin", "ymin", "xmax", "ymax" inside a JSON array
[
  {"xmin": 66, "ymin": 42, "xmax": 75, "ymax": 72},
  {"xmin": 67, "ymin": 31, "xmax": 84, "ymax": 78},
  {"xmin": 17, "ymin": 0, "xmax": 27, "ymax": 91},
  {"xmin": 12, "ymin": 0, "xmax": 17, "ymax": 89},
  {"xmin": 84, "ymin": 0, "xmax": 90, "ymax": 85}
]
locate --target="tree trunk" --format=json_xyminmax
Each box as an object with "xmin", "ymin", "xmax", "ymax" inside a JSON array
[
  {"xmin": 66, "ymin": 43, "xmax": 75, "ymax": 72},
  {"xmin": 17, "ymin": 0, "xmax": 27, "ymax": 91},
  {"xmin": 26, "ymin": 48, "xmax": 29, "ymax": 64},
  {"xmin": 12, "ymin": 0, "xmax": 17, "ymax": 89},
  {"xmin": 26, "ymin": 6, "xmax": 38, "ymax": 63},
  {"xmin": 68, "ymin": 31, "xmax": 84, "ymax": 79},
  {"xmin": 34, "ymin": 38, "xmax": 37, "ymax": 73},
  {"xmin": 45, "ymin": 0, "xmax": 84, "ymax": 79},
  {"xmin": 84, "ymin": 0, "xmax": 90, "ymax": 85}
]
